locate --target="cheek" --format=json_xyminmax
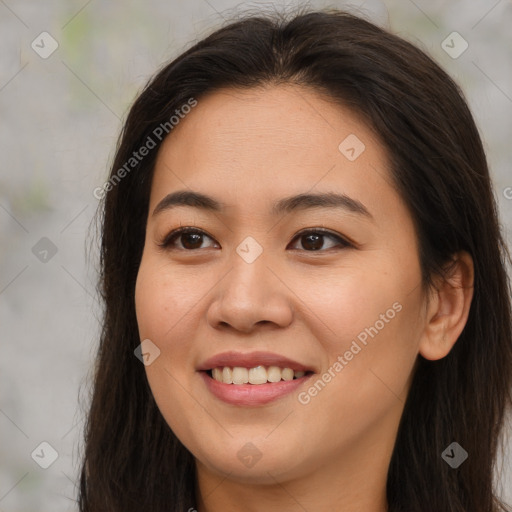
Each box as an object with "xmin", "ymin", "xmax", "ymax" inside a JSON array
[
  {"xmin": 293, "ymin": 266, "xmax": 403, "ymax": 349},
  {"xmin": 134, "ymin": 256, "xmax": 205, "ymax": 441},
  {"xmin": 299, "ymin": 295, "xmax": 420, "ymax": 451},
  {"xmin": 135, "ymin": 254, "xmax": 207, "ymax": 344},
  {"xmin": 295, "ymin": 264, "xmax": 421, "ymax": 402},
  {"xmin": 134, "ymin": 256, "xmax": 191, "ymax": 396}
]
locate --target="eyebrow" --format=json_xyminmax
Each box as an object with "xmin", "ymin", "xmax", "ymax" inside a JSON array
[{"xmin": 152, "ymin": 190, "xmax": 373, "ymax": 220}]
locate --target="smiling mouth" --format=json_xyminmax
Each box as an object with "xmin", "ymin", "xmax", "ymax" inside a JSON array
[{"xmin": 205, "ymin": 366, "xmax": 315, "ymax": 385}]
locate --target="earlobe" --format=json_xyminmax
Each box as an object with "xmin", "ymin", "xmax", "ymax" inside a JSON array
[{"xmin": 418, "ymin": 251, "xmax": 474, "ymax": 361}]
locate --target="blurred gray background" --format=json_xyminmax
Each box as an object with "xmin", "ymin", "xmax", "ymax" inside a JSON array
[{"xmin": 1, "ymin": 0, "xmax": 511, "ymax": 510}]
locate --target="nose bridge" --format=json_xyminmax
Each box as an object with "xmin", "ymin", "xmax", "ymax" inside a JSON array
[
  {"xmin": 207, "ymin": 239, "xmax": 293, "ymax": 331},
  {"xmin": 225, "ymin": 240, "xmax": 273, "ymax": 305}
]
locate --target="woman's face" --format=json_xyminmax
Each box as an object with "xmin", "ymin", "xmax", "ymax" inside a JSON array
[{"xmin": 135, "ymin": 84, "xmax": 429, "ymax": 486}]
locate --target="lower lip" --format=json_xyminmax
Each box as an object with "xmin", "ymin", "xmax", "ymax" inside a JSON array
[{"xmin": 199, "ymin": 371, "xmax": 313, "ymax": 406}]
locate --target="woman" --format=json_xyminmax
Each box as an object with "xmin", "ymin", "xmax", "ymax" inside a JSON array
[{"xmin": 79, "ymin": 8, "xmax": 512, "ymax": 512}]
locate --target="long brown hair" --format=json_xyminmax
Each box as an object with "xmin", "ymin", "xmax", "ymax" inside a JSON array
[{"xmin": 79, "ymin": 7, "xmax": 512, "ymax": 511}]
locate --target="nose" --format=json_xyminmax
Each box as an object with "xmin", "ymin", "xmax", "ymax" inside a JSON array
[{"xmin": 206, "ymin": 252, "xmax": 293, "ymax": 334}]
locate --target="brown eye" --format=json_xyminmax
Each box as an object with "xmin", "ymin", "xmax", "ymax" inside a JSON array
[
  {"xmin": 159, "ymin": 228, "xmax": 217, "ymax": 250},
  {"xmin": 289, "ymin": 229, "xmax": 352, "ymax": 251},
  {"xmin": 159, "ymin": 227, "xmax": 352, "ymax": 252},
  {"xmin": 179, "ymin": 231, "xmax": 204, "ymax": 250}
]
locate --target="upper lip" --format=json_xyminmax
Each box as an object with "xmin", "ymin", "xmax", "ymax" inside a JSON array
[{"xmin": 197, "ymin": 351, "xmax": 315, "ymax": 373}]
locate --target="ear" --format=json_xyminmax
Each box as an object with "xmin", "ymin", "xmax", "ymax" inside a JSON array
[{"xmin": 418, "ymin": 251, "xmax": 474, "ymax": 360}]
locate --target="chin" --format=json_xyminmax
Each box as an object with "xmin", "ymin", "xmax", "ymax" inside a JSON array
[{"xmin": 194, "ymin": 440, "xmax": 314, "ymax": 485}]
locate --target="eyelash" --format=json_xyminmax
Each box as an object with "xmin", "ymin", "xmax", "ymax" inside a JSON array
[{"xmin": 157, "ymin": 227, "xmax": 353, "ymax": 252}]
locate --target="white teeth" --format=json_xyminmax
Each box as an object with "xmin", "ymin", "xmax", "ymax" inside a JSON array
[
  {"xmin": 248, "ymin": 366, "xmax": 268, "ymax": 385},
  {"xmin": 267, "ymin": 366, "xmax": 282, "ymax": 383},
  {"xmin": 210, "ymin": 366, "xmax": 308, "ymax": 385},
  {"xmin": 232, "ymin": 367, "xmax": 249, "ymax": 385},
  {"xmin": 222, "ymin": 367, "xmax": 233, "ymax": 384},
  {"xmin": 212, "ymin": 368, "xmax": 223, "ymax": 381},
  {"xmin": 281, "ymin": 368, "xmax": 294, "ymax": 381}
]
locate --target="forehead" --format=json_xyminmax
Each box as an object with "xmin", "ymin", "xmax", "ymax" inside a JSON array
[
  {"xmin": 149, "ymin": 84, "xmax": 397, "ymax": 221},
  {"xmin": 158, "ymin": 84, "xmax": 378, "ymax": 162}
]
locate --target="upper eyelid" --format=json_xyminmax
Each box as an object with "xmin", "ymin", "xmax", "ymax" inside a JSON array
[{"xmin": 160, "ymin": 227, "xmax": 217, "ymax": 246}]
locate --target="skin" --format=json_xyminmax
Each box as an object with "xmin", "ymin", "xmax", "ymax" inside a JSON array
[{"xmin": 134, "ymin": 84, "xmax": 474, "ymax": 512}]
